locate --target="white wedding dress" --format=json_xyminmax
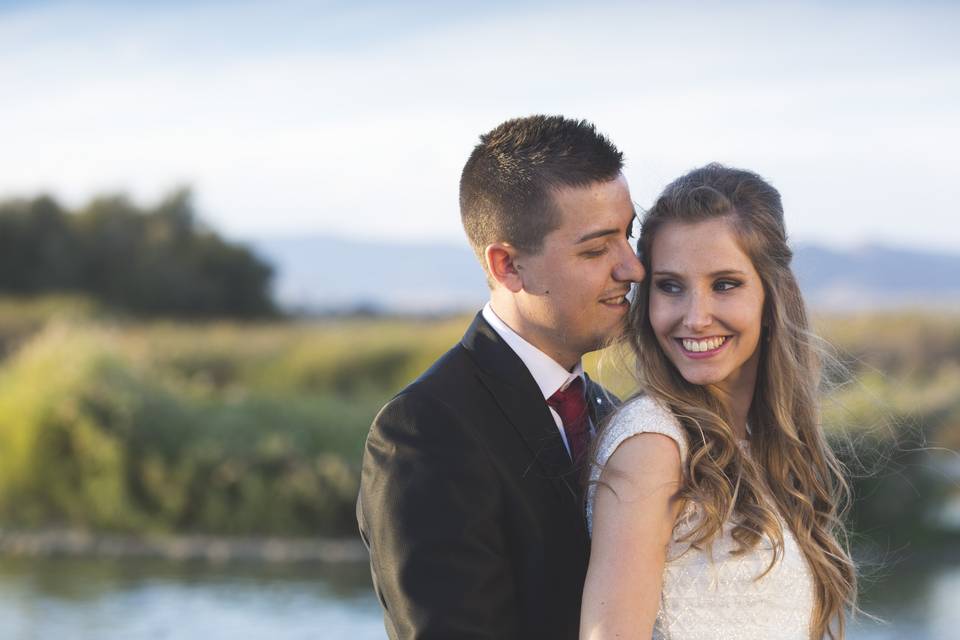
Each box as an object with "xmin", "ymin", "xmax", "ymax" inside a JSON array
[{"xmin": 586, "ymin": 395, "xmax": 815, "ymax": 640}]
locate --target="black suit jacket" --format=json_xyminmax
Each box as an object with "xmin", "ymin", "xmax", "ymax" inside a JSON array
[{"xmin": 357, "ymin": 312, "xmax": 616, "ymax": 639}]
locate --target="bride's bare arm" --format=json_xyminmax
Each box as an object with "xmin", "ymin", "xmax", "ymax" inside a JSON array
[{"xmin": 580, "ymin": 433, "xmax": 684, "ymax": 640}]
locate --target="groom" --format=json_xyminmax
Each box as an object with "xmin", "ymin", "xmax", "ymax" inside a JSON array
[{"xmin": 357, "ymin": 115, "xmax": 646, "ymax": 639}]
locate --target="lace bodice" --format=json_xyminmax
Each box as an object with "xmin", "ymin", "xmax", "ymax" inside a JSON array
[{"xmin": 587, "ymin": 395, "xmax": 815, "ymax": 640}]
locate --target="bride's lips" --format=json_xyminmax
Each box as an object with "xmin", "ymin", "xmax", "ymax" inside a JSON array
[{"xmin": 674, "ymin": 335, "xmax": 732, "ymax": 359}]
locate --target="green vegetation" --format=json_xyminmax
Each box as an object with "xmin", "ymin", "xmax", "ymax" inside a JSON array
[
  {"xmin": 0, "ymin": 190, "xmax": 275, "ymax": 318},
  {"xmin": 817, "ymin": 313, "xmax": 960, "ymax": 547},
  {"xmin": 0, "ymin": 304, "xmax": 465, "ymax": 536},
  {"xmin": 0, "ymin": 299, "xmax": 956, "ymax": 547}
]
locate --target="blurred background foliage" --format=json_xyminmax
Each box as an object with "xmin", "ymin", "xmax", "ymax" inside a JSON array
[
  {"xmin": 0, "ymin": 191, "xmax": 957, "ymax": 552},
  {"xmin": 0, "ymin": 190, "xmax": 275, "ymax": 318},
  {"xmin": 0, "ymin": 297, "xmax": 468, "ymax": 537},
  {"xmin": 0, "ymin": 293, "xmax": 956, "ymax": 549}
]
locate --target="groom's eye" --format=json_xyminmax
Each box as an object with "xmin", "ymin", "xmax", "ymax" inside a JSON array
[{"xmin": 580, "ymin": 245, "xmax": 608, "ymax": 258}]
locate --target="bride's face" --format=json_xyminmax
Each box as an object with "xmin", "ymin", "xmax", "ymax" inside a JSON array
[{"xmin": 647, "ymin": 217, "xmax": 765, "ymax": 401}]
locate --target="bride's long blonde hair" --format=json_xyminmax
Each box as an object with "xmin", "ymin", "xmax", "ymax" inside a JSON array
[{"xmin": 625, "ymin": 164, "xmax": 856, "ymax": 639}]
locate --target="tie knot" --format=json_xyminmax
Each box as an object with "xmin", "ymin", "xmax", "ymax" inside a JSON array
[
  {"xmin": 547, "ymin": 376, "xmax": 590, "ymax": 463},
  {"xmin": 547, "ymin": 377, "xmax": 587, "ymax": 424}
]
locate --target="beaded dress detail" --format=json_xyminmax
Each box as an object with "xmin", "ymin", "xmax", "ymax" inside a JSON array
[{"xmin": 586, "ymin": 395, "xmax": 815, "ymax": 640}]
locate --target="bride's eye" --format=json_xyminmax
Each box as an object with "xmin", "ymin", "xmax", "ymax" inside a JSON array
[
  {"xmin": 713, "ymin": 279, "xmax": 741, "ymax": 292},
  {"xmin": 655, "ymin": 280, "xmax": 681, "ymax": 294}
]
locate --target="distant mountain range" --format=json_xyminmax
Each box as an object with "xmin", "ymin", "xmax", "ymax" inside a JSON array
[{"xmin": 248, "ymin": 235, "xmax": 960, "ymax": 314}]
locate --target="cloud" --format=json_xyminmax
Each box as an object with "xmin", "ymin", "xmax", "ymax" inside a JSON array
[{"xmin": 1, "ymin": 0, "xmax": 957, "ymax": 248}]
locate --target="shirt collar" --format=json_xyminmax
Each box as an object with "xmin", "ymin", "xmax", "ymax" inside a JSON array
[{"xmin": 482, "ymin": 302, "xmax": 584, "ymax": 401}]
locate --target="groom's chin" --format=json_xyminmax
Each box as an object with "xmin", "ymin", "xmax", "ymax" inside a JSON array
[{"xmin": 602, "ymin": 315, "xmax": 631, "ymax": 342}]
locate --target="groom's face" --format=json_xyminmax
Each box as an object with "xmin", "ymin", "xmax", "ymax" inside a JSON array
[{"xmin": 512, "ymin": 174, "xmax": 645, "ymax": 366}]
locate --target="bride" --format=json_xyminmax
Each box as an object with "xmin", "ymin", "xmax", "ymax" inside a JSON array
[{"xmin": 581, "ymin": 164, "xmax": 857, "ymax": 640}]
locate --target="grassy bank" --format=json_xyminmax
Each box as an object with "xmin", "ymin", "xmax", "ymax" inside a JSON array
[{"xmin": 0, "ymin": 296, "xmax": 956, "ymax": 547}]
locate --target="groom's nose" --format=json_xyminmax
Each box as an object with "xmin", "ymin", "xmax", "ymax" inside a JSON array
[{"xmin": 613, "ymin": 243, "xmax": 645, "ymax": 283}]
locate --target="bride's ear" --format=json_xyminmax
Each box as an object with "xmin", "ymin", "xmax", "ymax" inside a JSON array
[{"xmin": 485, "ymin": 243, "xmax": 524, "ymax": 293}]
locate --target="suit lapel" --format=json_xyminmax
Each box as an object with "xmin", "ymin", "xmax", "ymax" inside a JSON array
[
  {"xmin": 461, "ymin": 313, "xmax": 581, "ymax": 505},
  {"xmin": 584, "ymin": 374, "xmax": 618, "ymax": 428}
]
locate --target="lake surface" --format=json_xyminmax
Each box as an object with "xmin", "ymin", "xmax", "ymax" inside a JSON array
[{"xmin": 1, "ymin": 552, "xmax": 957, "ymax": 639}]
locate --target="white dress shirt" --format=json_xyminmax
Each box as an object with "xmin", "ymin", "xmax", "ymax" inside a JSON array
[{"xmin": 482, "ymin": 303, "xmax": 590, "ymax": 458}]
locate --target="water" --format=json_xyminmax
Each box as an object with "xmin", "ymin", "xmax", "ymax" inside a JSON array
[
  {"xmin": 0, "ymin": 557, "xmax": 384, "ymax": 640},
  {"xmin": 0, "ymin": 553, "xmax": 957, "ymax": 639},
  {"xmin": 848, "ymin": 552, "xmax": 960, "ymax": 640}
]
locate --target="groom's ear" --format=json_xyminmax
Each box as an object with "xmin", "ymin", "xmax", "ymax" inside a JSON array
[{"xmin": 485, "ymin": 243, "xmax": 524, "ymax": 293}]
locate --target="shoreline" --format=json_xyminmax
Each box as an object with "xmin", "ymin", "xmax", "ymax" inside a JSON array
[{"xmin": 0, "ymin": 528, "xmax": 368, "ymax": 564}]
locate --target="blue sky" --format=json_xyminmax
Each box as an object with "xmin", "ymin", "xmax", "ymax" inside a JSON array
[{"xmin": 1, "ymin": 0, "xmax": 958, "ymax": 250}]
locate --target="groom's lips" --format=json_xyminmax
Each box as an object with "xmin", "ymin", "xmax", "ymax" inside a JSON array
[{"xmin": 599, "ymin": 290, "xmax": 630, "ymax": 311}]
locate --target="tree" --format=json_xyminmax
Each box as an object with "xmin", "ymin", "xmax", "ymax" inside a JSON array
[{"xmin": 0, "ymin": 188, "xmax": 277, "ymax": 318}]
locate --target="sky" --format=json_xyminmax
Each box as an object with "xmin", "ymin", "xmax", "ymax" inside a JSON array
[{"xmin": 1, "ymin": 0, "xmax": 958, "ymax": 251}]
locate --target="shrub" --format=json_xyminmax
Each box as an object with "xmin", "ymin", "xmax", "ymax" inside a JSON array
[{"xmin": 0, "ymin": 323, "xmax": 378, "ymax": 536}]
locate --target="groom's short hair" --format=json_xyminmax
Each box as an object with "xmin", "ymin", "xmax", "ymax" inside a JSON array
[{"xmin": 459, "ymin": 115, "xmax": 623, "ymax": 267}]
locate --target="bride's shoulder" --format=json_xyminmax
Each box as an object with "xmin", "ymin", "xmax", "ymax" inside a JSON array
[
  {"xmin": 595, "ymin": 394, "xmax": 688, "ymax": 468},
  {"xmin": 586, "ymin": 395, "xmax": 688, "ymax": 533}
]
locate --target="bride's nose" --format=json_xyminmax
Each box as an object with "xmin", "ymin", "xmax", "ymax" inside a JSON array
[{"xmin": 682, "ymin": 291, "xmax": 713, "ymax": 333}]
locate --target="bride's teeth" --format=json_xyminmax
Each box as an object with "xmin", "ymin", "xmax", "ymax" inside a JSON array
[{"xmin": 683, "ymin": 337, "xmax": 726, "ymax": 352}]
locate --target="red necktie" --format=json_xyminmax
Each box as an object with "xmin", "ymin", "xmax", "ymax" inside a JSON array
[{"xmin": 547, "ymin": 377, "xmax": 590, "ymax": 464}]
